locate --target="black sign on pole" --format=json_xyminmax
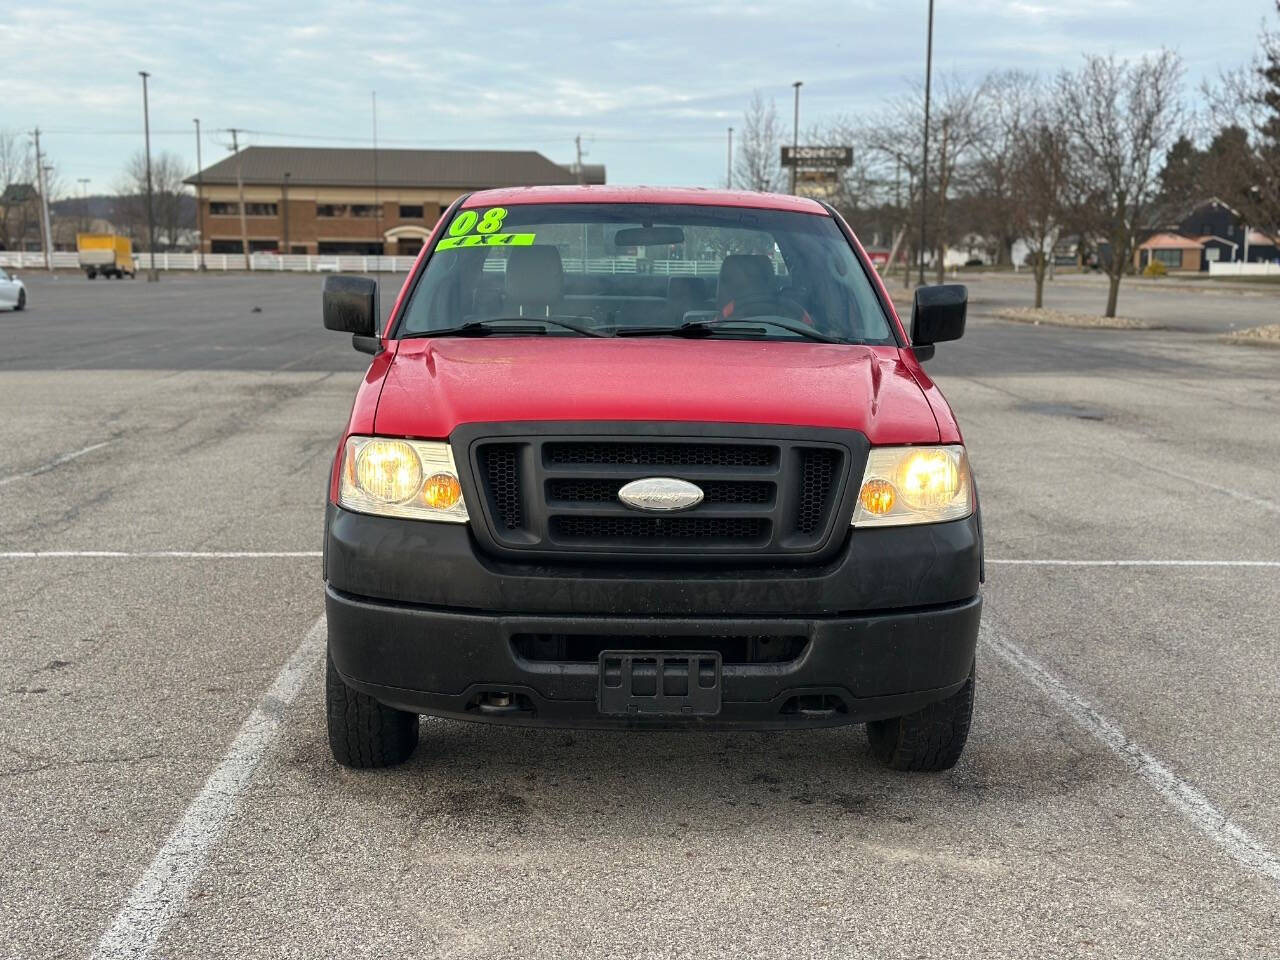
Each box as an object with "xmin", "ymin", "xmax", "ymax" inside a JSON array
[{"xmin": 781, "ymin": 146, "xmax": 853, "ymax": 168}]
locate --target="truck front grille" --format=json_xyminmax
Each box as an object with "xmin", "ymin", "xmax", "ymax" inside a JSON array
[{"xmin": 463, "ymin": 428, "xmax": 856, "ymax": 561}]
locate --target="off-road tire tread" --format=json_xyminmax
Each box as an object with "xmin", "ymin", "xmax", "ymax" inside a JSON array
[
  {"xmin": 326, "ymin": 652, "xmax": 418, "ymax": 768},
  {"xmin": 866, "ymin": 668, "xmax": 974, "ymax": 772}
]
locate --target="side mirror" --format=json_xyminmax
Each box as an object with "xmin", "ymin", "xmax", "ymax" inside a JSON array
[
  {"xmin": 323, "ymin": 275, "xmax": 380, "ymax": 354},
  {"xmin": 909, "ymin": 284, "xmax": 966, "ymax": 362}
]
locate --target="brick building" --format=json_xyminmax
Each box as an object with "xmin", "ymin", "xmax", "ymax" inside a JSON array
[{"xmin": 184, "ymin": 147, "xmax": 603, "ymax": 256}]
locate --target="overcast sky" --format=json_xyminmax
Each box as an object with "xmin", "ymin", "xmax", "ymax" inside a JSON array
[{"xmin": 4, "ymin": 0, "xmax": 1272, "ymax": 195}]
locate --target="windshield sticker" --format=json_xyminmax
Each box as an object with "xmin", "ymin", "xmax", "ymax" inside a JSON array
[
  {"xmin": 437, "ymin": 233, "xmax": 536, "ymax": 250},
  {"xmin": 436, "ymin": 206, "xmax": 536, "ymax": 251}
]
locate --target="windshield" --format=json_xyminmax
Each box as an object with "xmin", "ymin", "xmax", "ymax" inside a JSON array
[{"xmin": 397, "ymin": 203, "xmax": 896, "ymax": 344}]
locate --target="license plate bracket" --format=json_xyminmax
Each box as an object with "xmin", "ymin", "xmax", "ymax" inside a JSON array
[{"xmin": 598, "ymin": 651, "xmax": 722, "ymax": 717}]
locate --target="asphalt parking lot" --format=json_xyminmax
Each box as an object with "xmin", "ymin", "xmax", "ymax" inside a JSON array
[{"xmin": 2, "ymin": 269, "xmax": 1278, "ymax": 959}]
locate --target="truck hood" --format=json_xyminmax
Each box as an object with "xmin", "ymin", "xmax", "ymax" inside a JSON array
[{"xmin": 373, "ymin": 337, "xmax": 940, "ymax": 444}]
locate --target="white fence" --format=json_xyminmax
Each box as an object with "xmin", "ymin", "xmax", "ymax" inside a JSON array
[
  {"xmin": 0, "ymin": 251, "xmax": 420, "ymax": 273},
  {"xmin": 1208, "ymin": 261, "xmax": 1280, "ymax": 277},
  {"xmin": 0, "ymin": 250, "xmax": 731, "ymax": 277}
]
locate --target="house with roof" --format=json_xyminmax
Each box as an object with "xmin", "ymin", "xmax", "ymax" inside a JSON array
[
  {"xmin": 184, "ymin": 146, "xmax": 604, "ymax": 257},
  {"xmin": 1136, "ymin": 198, "xmax": 1279, "ymax": 272}
]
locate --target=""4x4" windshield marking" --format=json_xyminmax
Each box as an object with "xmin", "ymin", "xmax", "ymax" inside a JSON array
[{"xmin": 436, "ymin": 232, "xmax": 536, "ymax": 250}]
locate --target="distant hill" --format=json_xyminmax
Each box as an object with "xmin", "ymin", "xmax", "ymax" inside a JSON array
[{"xmin": 50, "ymin": 194, "xmax": 195, "ymax": 229}]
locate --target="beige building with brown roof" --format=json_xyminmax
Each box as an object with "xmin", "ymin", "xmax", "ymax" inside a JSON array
[{"xmin": 184, "ymin": 146, "xmax": 603, "ymax": 256}]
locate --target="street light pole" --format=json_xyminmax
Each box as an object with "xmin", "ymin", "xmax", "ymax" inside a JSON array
[
  {"xmin": 78, "ymin": 178, "xmax": 90, "ymax": 233},
  {"xmin": 726, "ymin": 127, "xmax": 733, "ymax": 189},
  {"xmin": 139, "ymin": 71, "xmax": 159, "ymax": 282},
  {"xmin": 918, "ymin": 0, "xmax": 934, "ymax": 287},
  {"xmin": 790, "ymin": 81, "xmax": 802, "ymax": 195},
  {"xmin": 193, "ymin": 118, "xmax": 206, "ymax": 271}
]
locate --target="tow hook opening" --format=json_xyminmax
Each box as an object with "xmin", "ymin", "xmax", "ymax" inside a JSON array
[
  {"xmin": 780, "ymin": 693, "xmax": 848, "ymax": 718},
  {"xmin": 470, "ymin": 690, "xmax": 535, "ymax": 717}
]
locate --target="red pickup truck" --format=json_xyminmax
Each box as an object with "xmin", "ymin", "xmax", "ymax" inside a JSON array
[{"xmin": 322, "ymin": 186, "xmax": 981, "ymax": 772}]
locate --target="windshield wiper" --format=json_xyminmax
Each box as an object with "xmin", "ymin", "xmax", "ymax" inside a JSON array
[
  {"xmin": 405, "ymin": 317, "xmax": 606, "ymax": 338},
  {"xmin": 616, "ymin": 316, "xmax": 845, "ymax": 344}
]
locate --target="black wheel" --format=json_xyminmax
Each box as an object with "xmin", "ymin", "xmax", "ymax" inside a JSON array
[
  {"xmin": 14, "ymin": 289, "xmax": 25, "ymax": 311},
  {"xmin": 326, "ymin": 651, "xmax": 418, "ymax": 768},
  {"xmin": 867, "ymin": 665, "xmax": 974, "ymax": 772},
  {"xmin": 87, "ymin": 270, "xmax": 96, "ymax": 280}
]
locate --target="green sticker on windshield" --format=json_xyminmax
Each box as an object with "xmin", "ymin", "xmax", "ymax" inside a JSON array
[
  {"xmin": 437, "ymin": 206, "xmax": 534, "ymax": 250},
  {"xmin": 437, "ymin": 232, "xmax": 536, "ymax": 250}
]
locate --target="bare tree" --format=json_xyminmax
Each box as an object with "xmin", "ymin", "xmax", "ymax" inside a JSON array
[
  {"xmin": 865, "ymin": 91, "xmax": 928, "ymax": 286},
  {"xmin": 970, "ymin": 71, "xmax": 1039, "ymax": 266},
  {"xmin": 115, "ymin": 150, "xmax": 190, "ymax": 248},
  {"xmin": 735, "ymin": 91, "xmax": 784, "ymax": 193},
  {"xmin": 1057, "ymin": 51, "xmax": 1184, "ymax": 317},
  {"xmin": 1010, "ymin": 105, "xmax": 1074, "ymax": 307},
  {"xmin": 0, "ymin": 130, "xmax": 38, "ymax": 251},
  {"xmin": 927, "ymin": 76, "xmax": 987, "ymax": 283},
  {"xmin": 1203, "ymin": 3, "xmax": 1280, "ymax": 240}
]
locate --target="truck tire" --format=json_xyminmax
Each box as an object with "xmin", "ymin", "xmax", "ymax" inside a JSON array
[
  {"xmin": 326, "ymin": 651, "xmax": 418, "ymax": 768},
  {"xmin": 87, "ymin": 270, "xmax": 97, "ymax": 280},
  {"xmin": 866, "ymin": 665, "xmax": 974, "ymax": 772}
]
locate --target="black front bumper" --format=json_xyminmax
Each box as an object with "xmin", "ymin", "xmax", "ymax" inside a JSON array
[{"xmin": 324, "ymin": 505, "xmax": 983, "ymax": 730}]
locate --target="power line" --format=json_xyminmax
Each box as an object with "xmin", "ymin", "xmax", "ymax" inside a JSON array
[{"xmin": 35, "ymin": 126, "xmax": 728, "ymax": 145}]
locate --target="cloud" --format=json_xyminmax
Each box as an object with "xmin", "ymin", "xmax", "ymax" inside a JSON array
[{"xmin": 4, "ymin": 0, "xmax": 1267, "ymax": 190}]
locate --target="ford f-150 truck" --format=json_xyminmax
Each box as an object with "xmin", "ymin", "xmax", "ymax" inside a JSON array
[{"xmin": 322, "ymin": 186, "xmax": 981, "ymax": 772}]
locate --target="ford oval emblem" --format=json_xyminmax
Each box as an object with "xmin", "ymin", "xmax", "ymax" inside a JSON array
[{"xmin": 617, "ymin": 477, "xmax": 704, "ymax": 513}]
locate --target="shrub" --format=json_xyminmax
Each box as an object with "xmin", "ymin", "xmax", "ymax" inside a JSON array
[{"xmin": 1143, "ymin": 260, "xmax": 1168, "ymax": 277}]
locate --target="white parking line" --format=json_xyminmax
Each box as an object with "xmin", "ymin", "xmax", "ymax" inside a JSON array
[
  {"xmin": 92, "ymin": 616, "xmax": 327, "ymax": 960},
  {"xmin": 981, "ymin": 620, "xmax": 1280, "ymax": 893},
  {"xmin": 0, "ymin": 440, "xmax": 113, "ymax": 488},
  {"xmin": 989, "ymin": 559, "xmax": 1280, "ymax": 568},
  {"xmin": 0, "ymin": 550, "xmax": 322, "ymax": 559}
]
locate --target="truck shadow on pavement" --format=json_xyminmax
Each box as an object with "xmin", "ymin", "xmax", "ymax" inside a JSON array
[{"xmin": 282, "ymin": 711, "xmax": 1111, "ymax": 843}]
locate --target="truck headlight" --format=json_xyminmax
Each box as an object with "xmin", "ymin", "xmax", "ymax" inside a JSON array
[
  {"xmin": 852, "ymin": 445, "xmax": 972, "ymax": 527},
  {"xmin": 339, "ymin": 437, "xmax": 469, "ymax": 523}
]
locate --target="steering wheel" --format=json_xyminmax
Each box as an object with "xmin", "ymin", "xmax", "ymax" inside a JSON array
[{"xmin": 720, "ymin": 294, "xmax": 813, "ymax": 327}]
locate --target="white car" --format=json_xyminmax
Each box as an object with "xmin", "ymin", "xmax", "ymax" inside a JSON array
[{"xmin": 0, "ymin": 267, "xmax": 26, "ymax": 311}]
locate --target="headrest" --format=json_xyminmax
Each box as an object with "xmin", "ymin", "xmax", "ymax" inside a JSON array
[
  {"xmin": 717, "ymin": 254, "xmax": 775, "ymax": 306},
  {"xmin": 505, "ymin": 246, "xmax": 563, "ymax": 309},
  {"xmin": 666, "ymin": 276, "xmax": 709, "ymax": 302}
]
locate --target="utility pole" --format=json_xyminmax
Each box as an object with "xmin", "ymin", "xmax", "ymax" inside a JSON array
[
  {"xmin": 282, "ymin": 172, "xmax": 291, "ymax": 255},
  {"xmin": 32, "ymin": 128, "xmax": 53, "ymax": 271},
  {"xmin": 228, "ymin": 128, "xmax": 250, "ymax": 269},
  {"xmin": 371, "ymin": 91, "xmax": 381, "ymax": 258},
  {"xmin": 193, "ymin": 118, "xmax": 206, "ymax": 270},
  {"xmin": 726, "ymin": 127, "xmax": 734, "ymax": 189},
  {"xmin": 918, "ymin": 0, "xmax": 935, "ymax": 287},
  {"xmin": 139, "ymin": 71, "xmax": 159, "ymax": 282},
  {"xmin": 573, "ymin": 135, "xmax": 586, "ymax": 263},
  {"xmin": 574, "ymin": 134, "xmax": 586, "ymax": 185},
  {"xmin": 790, "ymin": 81, "xmax": 802, "ymax": 195},
  {"xmin": 78, "ymin": 178, "xmax": 90, "ymax": 233}
]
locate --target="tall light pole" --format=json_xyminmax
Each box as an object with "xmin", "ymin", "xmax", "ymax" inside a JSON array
[
  {"xmin": 918, "ymin": 0, "xmax": 935, "ymax": 287},
  {"xmin": 78, "ymin": 178, "xmax": 90, "ymax": 233},
  {"xmin": 31, "ymin": 129, "xmax": 53, "ymax": 271},
  {"xmin": 193, "ymin": 118, "xmax": 206, "ymax": 271},
  {"xmin": 42, "ymin": 165, "xmax": 55, "ymax": 257},
  {"xmin": 790, "ymin": 81, "xmax": 803, "ymax": 195},
  {"xmin": 139, "ymin": 71, "xmax": 159, "ymax": 282},
  {"xmin": 726, "ymin": 127, "xmax": 733, "ymax": 189}
]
